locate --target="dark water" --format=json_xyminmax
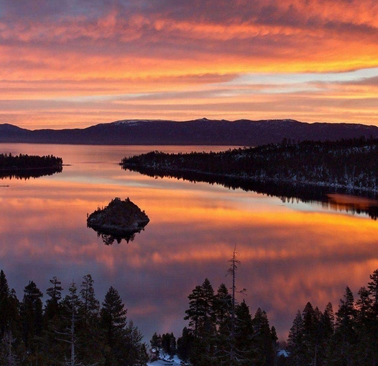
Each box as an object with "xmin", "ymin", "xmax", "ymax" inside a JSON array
[{"xmin": 1, "ymin": 143, "xmax": 378, "ymax": 342}]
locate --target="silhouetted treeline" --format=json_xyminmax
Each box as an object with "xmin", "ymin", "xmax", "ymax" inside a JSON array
[
  {"xmin": 151, "ymin": 269, "xmax": 378, "ymax": 366},
  {"xmin": 286, "ymin": 268, "xmax": 378, "ymax": 366},
  {"xmin": 0, "ymin": 270, "xmax": 148, "ymax": 365},
  {"xmin": 175, "ymin": 278, "xmax": 278, "ymax": 366},
  {"xmin": 0, "ymin": 153, "xmax": 63, "ymax": 179},
  {"xmin": 122, "ymin": 136, "xmax": 378, "ymax": 194}
]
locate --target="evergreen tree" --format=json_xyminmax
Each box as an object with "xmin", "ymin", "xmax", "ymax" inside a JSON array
[
  {"xmin": 328, "ymin": 286, "xmax": 357, "ymax": 366},
  {"xmin": 287, "ymin": 311, "xmax": 305, "ymax": 366},
  {"xmin": 55, "ymin": 281, "xmax": 83, "ymax": 366},
  {"xmin": 100, "ymin": 286, "xmax": 146, "ymax": 366},
  {"xmin": 367, "ymin": 270, "xmax": 378, "ymax": 365},
  {"xmin": 322, "ymin": 302, "xmax": 335, "ymax": 339},
  {"xmin": 40, "ymin": 277, "xmax": 64, "ymax": 365},
  {"xmin": 149, "ymin": 332, "xmax": 161, "ymax": 360},
  {"xmin": 20, "ymin": 280, "xmax": 43, "ymax": 358},
  {"xmin": 79, "ymin": 274, "xmax": 100, "ymax": 320},
  {"xmin": 213, "ymin": 283, "xmax": 232, "ymax": 336},
  {"xmin": 184, "ymin": 279, "xmax": 217, "ymax": 365},
  {"xmin": 0, "ymin": 270, "xmax": 11, "ymax": 339},
  {"xmin": 184, "ymin": 278, "xmax": 215, "ymax": 339},
  {"xmin": 44, "ymin": 276, "xmax": 63, "ymax": 325},
  {"xmin": 161, "ymin": 332, "xmax": 176, "ymax": 358},
  {"xmin": 122, "ymin": 320, "xmax": 146, "ymax": 366},
  {"xmin": 177, "ymin": 327, "xmax": 195, "ymax": 363},
  {"xmin": 301, "ymin": 302, "xmax": 323, "ymax": 366},
  {"xmin": 233, "ymin": 300, "xmax": 255, "ymax": 365},
  {"xmin": 252, "ymin": 308, "xmax": 276, "ymax": 366},
  {"xmin": 0, "ymin": 270, "xmax": 20, "ymax": 343},
  {"xmin": 77, "ymin": 274, "xmax": 102, "ymax": 365}
]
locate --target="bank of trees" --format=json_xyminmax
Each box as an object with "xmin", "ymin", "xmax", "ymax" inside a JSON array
[
  {"xmin": 0, "ymin": 270, "xmax": 148, "ymax": 365},
  {"xmin": 121, "ymin": 137, "xmax": 378, "ymax": 194},
  {"xmin": 174, "ymin": 278, "xmax": 277, "ymax": 366},
  {"xmin": 0, "ymin": 153, "xmax": 63, "ymax": 179},
  {"xmin": 150, "ymin": 267, "xmax": 378, "ymax": 366},
  {"xmin": 0, "ymin": 154, "xmax": 62, "ymax": 170},
  {"xmin": 286, "ymin": 269, "xmax": 378, "ymax": 366}
]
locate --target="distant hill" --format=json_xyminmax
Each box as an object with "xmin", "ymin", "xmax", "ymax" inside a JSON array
[{"xmin": 1, "ymin": 118, "xmax": 378, "ymax": 145}]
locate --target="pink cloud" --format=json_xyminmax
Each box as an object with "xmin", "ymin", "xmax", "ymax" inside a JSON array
[{"xmin": 0, "ymin": 0, "xmax": 378, "ymax": 127}]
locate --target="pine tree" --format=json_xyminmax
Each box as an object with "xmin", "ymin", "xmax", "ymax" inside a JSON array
[
  {"xmin": 40, "ymin": 276, "xmax": 65, "ymax": 365},
  {"xmin": 213, "ymin": 283, "xmax": 232, "ymax": 335},
  {"xmin": 252, "ymin": 308, "xmax": 276, "ymax": 366},
  {"xmin": 20, "ymin": 280, "xmax": 43, "ymax": 358},
  {"xmin": 177, "ymin": 327, "xmax": 195, "ymax": 363},
  {"xmin": 100, "ymin": 286, "xmax": 128, "ymax": 365},
  {"xmin": 77, "ymin": 274, "xmax": 102, "ymax": 364},
  {"xmin": 287, "ymin": 311, "xmax": 305, "ymax": 366},
  {"xmin": 184, "ymin": 279, "xmax": 215, "ymax": 339},
  {"xmin": 184, "ymin": 279, "xmax": 217, "ymax": 365},
  {"xmin": 329, "ymin": 286, "xmax": 357, "ymax": 366},
  {"xmin": 233, "ymin": 300, "xmax": 255, "ymax": 364},
  {"xmin": 0, "ymin": 270, "xmax": 19, "ymax": 343},
  {"xmin": 355, "ymin": 286, "xmax": 376, "ymax": 366},
  {"xmin": 0, "ymin": 270, "xmax": 11, "ymax": 339},
  {"xmin": 322, "ymin": 302, "xmax": 335, "ymax": 339},
  {"xmin": 161, "ymin": 332, "xmax": 176, "ymax": 358},
  {"xmin": 301, "ymin": 302, "xmax": 322, "ymax": 366},
  {"xmin": 44, "ymin": 276, "xmax": 63, "ymax": 329},
  {"xmin": 367, "ymin": 270, "xmax": 378, "ymax": 365},
  {"xmin": 150, "ymin": 332, "xmax": 162, "ymax": 360},
  {"xmin": 57, "ymin": 281, "xmax": 83, "ymax": 366}
]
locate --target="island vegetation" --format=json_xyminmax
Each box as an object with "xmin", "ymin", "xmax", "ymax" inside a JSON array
[
  {"xmin": 87, "ymin": 197, "xmax": 150, "ymax": 245},
  {"xmin": 121, "ymin": 137, "xmax": 378, "ymax": 193},
  {"xmin": 0, "ymin": 153, "xmax": 63, "ymax": 179},
  {"xmin": 121, "ymin": 137, "xmax": 378, "ymax": 219}
]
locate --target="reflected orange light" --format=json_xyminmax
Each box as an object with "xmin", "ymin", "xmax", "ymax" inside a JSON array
[{"xmin": 3, "ymin": 144, "xmax": 378, "ymax": 341}]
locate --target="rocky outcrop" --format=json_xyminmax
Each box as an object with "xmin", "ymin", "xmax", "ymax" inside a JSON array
[{"xmin": 87, "ymin": 198, "xmax": 149, "ymax": 243}]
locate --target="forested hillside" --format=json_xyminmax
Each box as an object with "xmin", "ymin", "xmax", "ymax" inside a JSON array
[
  {"xmin": 121, "ymin": 137, "xmax": 378, "ymax": 195},
  {"xmin": 2, "ymin": 119, "xmax": 378, "ymax": 146}
]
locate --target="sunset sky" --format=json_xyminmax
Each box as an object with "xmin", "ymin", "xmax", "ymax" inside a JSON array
[{"xmin": 1, "ymin": 0, "xmax": 378, "ymax": 129}]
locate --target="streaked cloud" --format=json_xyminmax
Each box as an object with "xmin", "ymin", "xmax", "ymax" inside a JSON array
[{"xmin": 0, "ymin": 0, "xmax": 378, "ymax": 128}]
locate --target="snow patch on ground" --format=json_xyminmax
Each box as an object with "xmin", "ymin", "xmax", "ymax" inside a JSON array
[{"xmin": 147, "ymin": 355, "xmax": 183, "ymax": 365}]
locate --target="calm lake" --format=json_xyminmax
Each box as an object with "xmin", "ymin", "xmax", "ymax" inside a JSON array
[{"xmin": 1, "ymin": 143, "xmax": 378, "ymax": 342}]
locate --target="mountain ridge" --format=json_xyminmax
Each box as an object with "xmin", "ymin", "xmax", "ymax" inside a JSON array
[{"xmin": 1, "ymin": 118, "xmax": 378, "ymax": 145}]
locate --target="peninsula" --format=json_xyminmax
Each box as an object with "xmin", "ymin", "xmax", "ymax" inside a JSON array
[{"xmin": 121, "ymin": 137, "xmax": 378, "ymax": 197}]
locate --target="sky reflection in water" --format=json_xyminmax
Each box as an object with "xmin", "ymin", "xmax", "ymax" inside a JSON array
[{"xmin": 1, "ymin": 143, "xmax": 378, "ymax": 341}]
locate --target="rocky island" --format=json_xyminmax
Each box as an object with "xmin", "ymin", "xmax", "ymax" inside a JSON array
[{"xmin": 87, "ymin": 197, "xmax": 150, "ymax": 244}]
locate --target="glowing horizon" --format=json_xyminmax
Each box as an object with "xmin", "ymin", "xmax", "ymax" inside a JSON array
[{"xmin": 1, "ymin": 0, "xmax": 378, "ymax": 129}]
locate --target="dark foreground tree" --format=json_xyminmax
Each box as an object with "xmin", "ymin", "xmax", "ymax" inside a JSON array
[{"xmin": 100, "ymin": 286, "xmax": 147, "ymax": 366}]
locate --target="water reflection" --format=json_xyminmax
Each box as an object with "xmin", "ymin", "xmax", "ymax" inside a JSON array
[
  {"xmin": 123, "ymin": 165, "xmax": 378, "ymax": 220},
  {"xmin": 0, "ymin": 166, "xmax": 62, "ymax": 180},
  {"xmin": 322, "ymin": 194, "xmax": 378, "ymax": 219},
  {"xmin": 89, "ymin": 226, "xmax": 144, "ymax": 245},
  {"xmin": 0, "ymin": 143, "xmax": 378, "ymax": 343}
]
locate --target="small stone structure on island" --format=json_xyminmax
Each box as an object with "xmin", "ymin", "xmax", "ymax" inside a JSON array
[{"xmin": 87, "ymin": 197, "xmax": 150, "ymax": 244}]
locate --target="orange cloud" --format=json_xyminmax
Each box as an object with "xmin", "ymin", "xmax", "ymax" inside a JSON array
[{"xmin": 0, "ymin": 0, "xmax": 378, "ymax": 128}]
